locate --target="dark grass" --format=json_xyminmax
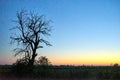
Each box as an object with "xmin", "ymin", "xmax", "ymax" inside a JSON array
[{"xmin": 0, "ymin": 65, "xmax": 120, "ymax": 80}]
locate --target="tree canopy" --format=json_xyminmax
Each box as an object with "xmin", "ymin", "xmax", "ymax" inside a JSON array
[{"xmin": 10, "ymin": 10, "xmax": 52, "ymax": 66}]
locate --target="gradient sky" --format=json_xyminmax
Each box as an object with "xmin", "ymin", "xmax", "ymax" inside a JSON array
[{"xmin": 0, "ymin": 0, "xmax": 120, "ymax": 65}]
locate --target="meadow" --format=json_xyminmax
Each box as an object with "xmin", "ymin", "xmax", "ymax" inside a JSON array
[{"xmin": 0, "ymin": 64, "xmax": 120, "ymax": 80}]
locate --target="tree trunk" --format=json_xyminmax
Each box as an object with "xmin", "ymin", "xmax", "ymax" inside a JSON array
[{"xmin": 28, "ymin": 49, "xmax": 37, "ymax": 66}]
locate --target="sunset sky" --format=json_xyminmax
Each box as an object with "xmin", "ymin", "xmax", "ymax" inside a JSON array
[{"xmin": 0, "ymin": 0, "xmax": 120, "ymax": 65}]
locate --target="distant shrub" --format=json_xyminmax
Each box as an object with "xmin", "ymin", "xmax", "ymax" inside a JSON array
[
  {"xmin": 36, "ymin": 56, "xmax": 51, "ymax": 66},
  {"xmin": 113, "ymin": 63, "xmax": 119, "ymax": 67},
  {"xmin": 111, "ymin": 63, "xmax": 120, "ymax": 79}
]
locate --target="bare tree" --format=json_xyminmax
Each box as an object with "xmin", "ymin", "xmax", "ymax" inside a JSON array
[{"xmin": 10, "ymin": 10, "xmax": 52, "ymax": 66}]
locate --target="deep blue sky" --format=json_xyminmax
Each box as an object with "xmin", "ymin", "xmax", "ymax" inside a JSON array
[{"xmin": 0, "ymin": 0, "xmax": 120, "ymax": 65}]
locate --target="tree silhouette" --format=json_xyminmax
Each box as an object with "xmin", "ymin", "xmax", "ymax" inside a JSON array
[
  {"xmin": 37, "ymin": 56, "xmax": 51, "ymax": 66},
  {"xmin": 10, "ymin": 10, "xmax": 52, "ymax": 66}
]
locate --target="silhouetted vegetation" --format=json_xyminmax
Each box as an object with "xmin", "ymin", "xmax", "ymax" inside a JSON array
[
  {"xmin": 11, "ymin": 58, "xmax": 33, "ymax": 76},
  {"xmin": 10, "ymin": 10, "xmax": 52, "ymax": 67},
  {"xmin": 10, "ymin": 56, "xmax": 51, "ymax": 76},
  {"xmin": 37, "ymin": 56, "xmax": 51, "ymax": 66},
  {"xmin": 0, "ymin": 64, "xmax": 120, "ymax": 80}
]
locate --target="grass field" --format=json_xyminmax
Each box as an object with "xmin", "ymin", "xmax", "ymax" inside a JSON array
[
  {"xmin": 0, "ymin": 77, "xmax": 117, "ymax": 80},
  {"xmin": 0, "ymin": 65, "xmax": 120, "ymax": 80}
]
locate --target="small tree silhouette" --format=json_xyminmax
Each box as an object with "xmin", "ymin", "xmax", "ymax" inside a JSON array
[
  {"xmin": 37, "ymin": 56, "xmax": 51, "ymax": 66},
  {"xmin": 10, "ymin": 10, "xmax": 52, "ymax": 66}
]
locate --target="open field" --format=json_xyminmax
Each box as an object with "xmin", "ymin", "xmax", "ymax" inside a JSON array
[
  {"xmin": 0, "ymin": 65, "xmax": 120, "ymax": 80},
  {"xmin": 0, "ymin": 77, "xmax": 120, "ymax": 80},
  {"xmin": 0, "ymin": 77, "xmax": 118, "ymax": 80}
]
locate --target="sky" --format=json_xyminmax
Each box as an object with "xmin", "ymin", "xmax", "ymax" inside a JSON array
[{"xmin": 0, "ymin": 0, "xmax": 120, "ymax": 65}]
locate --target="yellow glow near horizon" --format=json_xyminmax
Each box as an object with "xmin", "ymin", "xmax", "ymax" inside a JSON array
[
  {"xmin": 50, "ymin": 51, "xmax": 120, "ymax": 66},
  {"xmin": 1, "ymin": 51, "xmax": 120, "ymax": 66}
]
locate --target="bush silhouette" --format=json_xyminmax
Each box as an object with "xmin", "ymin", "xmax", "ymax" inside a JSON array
[{"xmin": 11, "ymin": 58, "xmax": 33, "ymax": 76}]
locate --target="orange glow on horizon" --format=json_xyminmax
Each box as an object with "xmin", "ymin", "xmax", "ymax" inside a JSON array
[
  {"xmin": 50, "ymin": 52, "xmax": 120, "ymax": 66},
  {"xmin": 51, "ymin": 58, "xmax": 120, "ymax": 66},
  {"xmin": 0, "ymin": 57, "xmax": 16, "ymax": 65},
  {"xmin": 1, "ymin": 51, "xmax": 120, "ymax": 66}
]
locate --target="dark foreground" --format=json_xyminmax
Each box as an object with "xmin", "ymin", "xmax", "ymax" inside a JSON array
[
  {"xmin": 0, "ymin": 65, "xmax": 120, "ymax": 80},
  {"xmin": 0, "ymin": 77, "xmax": 119, "ymax": 80}
]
